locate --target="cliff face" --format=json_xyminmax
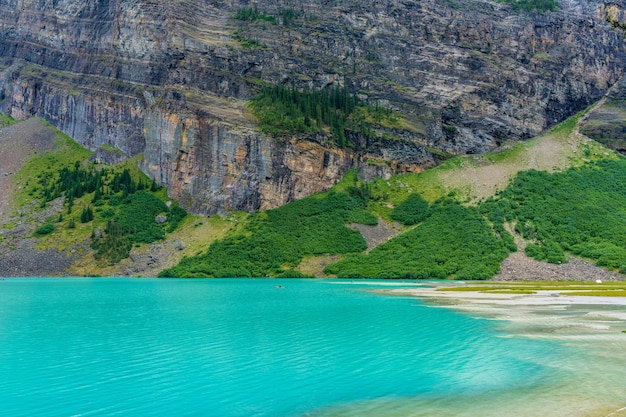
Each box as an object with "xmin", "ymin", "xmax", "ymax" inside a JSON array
[
  {"xmin": 140, "ymin": 108, "xmax": 435, "ymax": 213},
  {"xmin": 1, "ymin": 0, "xmax": 625, "ymax": 214},
  {"xmin": 580, "ymin": 75, "xmax": 626, "ymax": 153}
]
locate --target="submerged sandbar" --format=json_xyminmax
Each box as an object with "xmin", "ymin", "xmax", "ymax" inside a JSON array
[
  {"xmin": 368, "ymin": 281, "xmax": 626, "ymax": 417},
  {"xmin": 380, "ymin": 281, "xmax": 626, "ymax": 335}
]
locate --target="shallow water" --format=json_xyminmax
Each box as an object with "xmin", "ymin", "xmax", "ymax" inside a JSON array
[{"xmin": 0, "ymin": 278, "xmax": 624, "ymax": 416}]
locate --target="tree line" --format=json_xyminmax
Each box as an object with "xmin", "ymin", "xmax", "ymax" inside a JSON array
[{"xmin": 249, "ymin": 83, "xmax": 398, "ymax": 148}]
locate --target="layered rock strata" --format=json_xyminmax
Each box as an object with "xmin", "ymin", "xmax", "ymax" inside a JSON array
[{"xmin": 0, "ymin": 0, "xmax": 625, "ymax": 213}]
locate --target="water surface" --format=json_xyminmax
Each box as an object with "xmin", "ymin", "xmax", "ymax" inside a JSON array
[{"xmin": 0, "ymin": 278, "xmax": 623, "ymax": 416}]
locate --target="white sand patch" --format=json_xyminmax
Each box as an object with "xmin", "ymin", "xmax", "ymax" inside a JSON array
[
  {"xmin": 388, "ymin": 287, "xmax": 626, "ymax": 306},
  {"xmin": 376, "ymin": 284, "xmax": 626, "ymax": 342}
]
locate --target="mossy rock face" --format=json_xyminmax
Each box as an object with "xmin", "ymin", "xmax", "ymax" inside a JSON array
[
  {"xmin": 580, "ymin": 101, "xmax": 626, "ymax": 153},
  {"xmin": 92, "ymin": 144, "xmax": 127, "ymax": 165}
]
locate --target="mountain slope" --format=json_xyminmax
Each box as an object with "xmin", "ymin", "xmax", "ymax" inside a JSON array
[
  {"xmin": 161, "ymin": 109, "xmax": 626, "ymax": 280},
  {"xmin": 1, "ymin": 0, "xmax": 626, "ymax": 214},
  {"xmin": 1, "ymin": 102, "xmax": 625, "ymax": 279}
]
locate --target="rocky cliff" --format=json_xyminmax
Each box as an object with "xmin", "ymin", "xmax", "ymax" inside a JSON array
[
  {"xmin": 580, "ymin": 75, "xmax": 626, "ymax": 153},
  {"xmin": 1, "ymin": 0, "xmax": 625, "ymax": 214}
]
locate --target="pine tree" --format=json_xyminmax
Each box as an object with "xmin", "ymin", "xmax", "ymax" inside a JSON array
[{"xmin": 80, "ymin": 206, "xmax": 94, "ymax": 223}]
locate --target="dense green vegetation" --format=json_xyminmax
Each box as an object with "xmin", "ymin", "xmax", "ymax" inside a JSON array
[
  {"xmin": 34, "ymin": 224, "xmax": 55, "ymax": 236},
  {"xmin": 483, "ymin": 160, "xmax": 626, "ymax": 270},
  {"xmin": 161, "ymin": 169, "xmax": 515, "ymax": 280},
  {"xmin": 0, "ymin": 113, "xmax": 16, "ymax": 128},
  {"xmin": 159, "ymin": 175, "xmax": 376, "ymax": 278},
  {"xmin": 249, "ymin": 84, "xmax": 401, "ymax": 148},
  {"xmin": 162, "ymin": 151, "xmax": 626, "ymax": 280},
  {"xmin": 326, "ymin": 200, "xmax": 514, "ymax": 279},
  {"xmin": 390, "ymin": 193, "xmax": 429, "ymax": 225},
  {"xmin": 29, "ymin": 157, "xmax": 187, "ymax": 265}
]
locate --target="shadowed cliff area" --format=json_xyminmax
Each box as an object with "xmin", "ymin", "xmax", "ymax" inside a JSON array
[{"xmin": 1, "ymin": 0, "xmax": 626, "ymax": 214}]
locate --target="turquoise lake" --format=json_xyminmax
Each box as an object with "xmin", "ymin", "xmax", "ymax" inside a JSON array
[{"xmin": 0, "ymin": 278, "xmax": 624, "ymax": 416}]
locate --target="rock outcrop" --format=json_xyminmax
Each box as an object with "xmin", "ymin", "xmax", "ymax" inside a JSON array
[
  {"xmin": 580, "ymin": 75, "xmax": 626, "ymax": 153},
  {"xmin": 1, "ymin": 0, "xmax": 626, "ymax": 214}
]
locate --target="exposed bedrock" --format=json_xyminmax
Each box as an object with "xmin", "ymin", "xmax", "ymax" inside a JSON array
[
  {"xmin": 140, "ymin": 110, "xmax": 436, "ymax": 215},
  {"xmin": 0, "ymin": 0, "xmax": 625, "ymax": 213}
]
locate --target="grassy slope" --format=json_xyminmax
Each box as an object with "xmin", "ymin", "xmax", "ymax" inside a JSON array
[
  {"xmin": 2, "ymin": 118, "xmax": 241, "ymax": 277},
  {"xmin": 3, "ymin": 103, "xmax": 625, "ymax": 279},
  {"xmin": 300, "ymin": 107, "xmax": 620, "ymax": 277},
  {"xmin": 368, "ymin": 107, "xmax": 614, "ymax": 213},
  {"xmin": 159, "ymin": 105, "xmax": 626, "ymax": 279},
  {"xmin": 68, "ymin": 212, "xmax": 245, "ymax": 277},
  {"xmin": 13, "ymin": 127, "xmax": 93, "ymax": 250}
]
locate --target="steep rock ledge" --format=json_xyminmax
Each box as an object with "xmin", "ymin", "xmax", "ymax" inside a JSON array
[
  {"xmin": 140, "ymin": 109, "xmax": 436, "ymax": 215},
  {"xmin": 1, "ymin": 0, "xmax": 626, "ymax": 213}
]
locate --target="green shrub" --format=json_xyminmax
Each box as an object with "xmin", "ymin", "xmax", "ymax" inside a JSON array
[
  {"xmin": 485, "ymin": 160, "xmax": 626, "ymax": 269},
  {"xmin": 116, "ymin": 191, "xmax": 167, "ymax": 243},
  {"xmin": 167, "ymin": 205, "xmax": 188, "ymax": 232},
  {"xmin": 160, "ymin": 185, "xmax": 373, "ymax": 278},
  {"xmin": 325, "ymin": 199, "xmax": 512, "ymax": 279},
  {"xmin": 274, "ymin": 270, "xmax": 312, "ymax": 278},
  {"xmin": 572, "ymin": 241, "xmax": 626, "ymax": 270},
  {"xmin": 390, "ymin": 193, "xmax": 429, "ymax": 225},
  {"xmin": 525, "ymin": 242, "xmax": 566, "ymax": 264},
  {"xmin": 34, "ymin": 224, "xmax": 55, "ymax": 236},
  {"xmin": 100, "ymin": 208, "xmax": 115, "ymax": 219}
]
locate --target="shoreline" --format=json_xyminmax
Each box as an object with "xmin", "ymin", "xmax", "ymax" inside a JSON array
[
  {"xmin": 378, "ymin": 283, "xmax": 626, "ymax": 335},
  {"xmin": 375, "ymin": 282, "xmax": 626, "ymax": 417},
  {"xmin": 386, "ymin": 285, "xmax": 626, "ymax": 306}
]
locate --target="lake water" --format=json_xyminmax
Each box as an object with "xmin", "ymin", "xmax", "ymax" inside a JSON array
[{"xmin": 0, "ymin": 278, "xmax": 624, "ymax": 416}]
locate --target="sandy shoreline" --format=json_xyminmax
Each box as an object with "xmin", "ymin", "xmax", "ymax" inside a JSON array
[
  {"xmin": 378, "ymin": 284, "xmax": 626, "ymax": 335},
  {"xmin": 387, "ymin": 285, "xmax": 626, "ymax": 306},
  {"xmin": 373, "ymin": 283, "xmax": 626, "ymax": 417}
]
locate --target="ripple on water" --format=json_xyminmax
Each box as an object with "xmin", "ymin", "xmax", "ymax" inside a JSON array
[{"xmin": 0, "ymin": 278, "xmax": 625, "ymax": 417}]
